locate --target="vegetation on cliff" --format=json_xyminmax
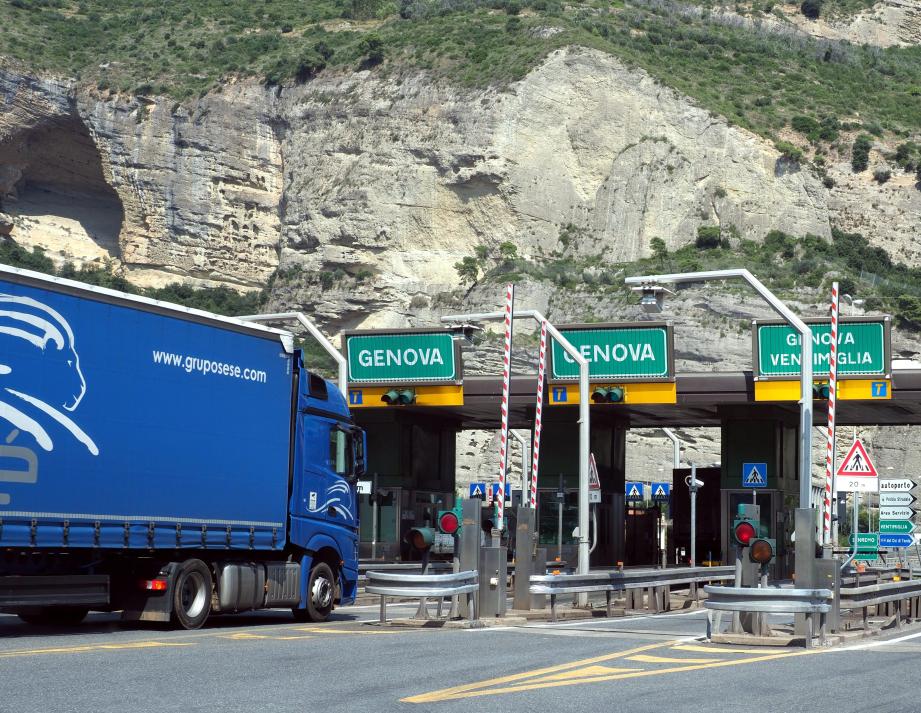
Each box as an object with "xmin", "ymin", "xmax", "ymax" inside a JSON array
[{"xmin": 2, "ymin": 0, "xmax": 919, "ymax": 150}]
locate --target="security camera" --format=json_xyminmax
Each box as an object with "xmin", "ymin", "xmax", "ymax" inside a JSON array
[
  {"xmin": 630, "ymin": 285, "xmax": 674, "ymax": 314},
  {"xmin": 446, "ymin": 323, "xmax": 483, "ymax": 343}
]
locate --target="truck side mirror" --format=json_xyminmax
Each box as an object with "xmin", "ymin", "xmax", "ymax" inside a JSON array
[{"xmin": 353, "ymin": 429, "xmax": 367, "ymax": 478}]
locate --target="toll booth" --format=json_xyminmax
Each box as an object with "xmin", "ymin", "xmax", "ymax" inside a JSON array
[
  {"xmin": 718, "ymin": 406, "xmax": 799, "ymax": 578},
  {"xmin": 533, "ymin": 412, "xmax": 627, "ymax": 567},
  {"xmin": 671, "ymin": 467, "xmax": 722, "ymax": 565},
  {"xmin": 344, "ymin": 328, "xmax": 464, "ymax": 561}
]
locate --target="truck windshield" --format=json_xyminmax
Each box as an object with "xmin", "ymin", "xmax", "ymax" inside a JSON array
[{"xmin": 329, "ymin": 428, "xmax": 353, "ymax": 478}]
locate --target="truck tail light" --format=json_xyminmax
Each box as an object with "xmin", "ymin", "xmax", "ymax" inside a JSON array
[{"xmin": 140, "ymin": 578, "xmax": 169, "ymax": 591}]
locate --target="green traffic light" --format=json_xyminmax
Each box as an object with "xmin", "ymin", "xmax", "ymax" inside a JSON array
[
  {"xmin": 591, "ymin": 386, "xmax": 625, "ymax": 403},
  {"xmin": 381, "ymin": 388, "xmax": 416, "ymax": 405}
]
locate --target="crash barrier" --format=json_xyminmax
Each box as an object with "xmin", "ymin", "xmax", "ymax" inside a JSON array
[
  {"xmin": 365, "ymin": 570, "xmax": 479, "ymax": 624},
  {"xmin": 529, "ymin": 566, "xmax": 735, "ymax": 621},
  {"xmin": 703, "ymin": 586, "xmax": 833, "ymax": 648},
  {"xmin": 358, "ymin": 562, "xmax": 454, "ymax": 588},
  {"xmin": 838, "ymin": 577, "xmax": 921, "ymax": 633}
]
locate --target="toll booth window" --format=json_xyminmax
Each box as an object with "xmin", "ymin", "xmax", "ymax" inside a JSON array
[
  {"xmin": 329, "ymin": 428, "xmax": 353, "ymax": 476},
  {"xmin": 537, "ymin": 490, "xmax": 579, "ymax": 546}
]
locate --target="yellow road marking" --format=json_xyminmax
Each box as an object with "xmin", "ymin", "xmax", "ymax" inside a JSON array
[
  {"xmin": 223, "ymin": 632, "xmax": 313, "ymax": 641},
  {"xmin": 294, "ymin": 627, "xmax": 398, "ymax": 635},
  {"xmin": 627, "ymin": 654, "xmax": 719, "ymax": 664},
  {"xmin": 511, "ymin": 665, "xmax": 642, "ymax": 685},
  {"xmin": 0, "ymin": 641, "xmax": 193, "ymax": 659},
  {"xmin": 402, "ymin": 640, "xmax": 667, "ymax": 703},
  {"xmin": 404, "ymin": 643, "xmax": 821, "ymax": 703},
  {"xmin": 672, "ymin": 644, "xmax": 765, "ymax": 654}
]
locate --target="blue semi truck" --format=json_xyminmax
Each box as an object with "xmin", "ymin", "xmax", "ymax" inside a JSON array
[{"xmin": 0, "ymin": 264, "xmax": 364, "ymax": 629}]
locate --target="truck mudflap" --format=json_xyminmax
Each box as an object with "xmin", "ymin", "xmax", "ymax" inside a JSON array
[
  {"xmin": 339, "ymin": 564, "xmax": 358, "ymax": 606},
  {"xmin": 0, "ymin": 575, "xmax": 109, "ymax": 608}
]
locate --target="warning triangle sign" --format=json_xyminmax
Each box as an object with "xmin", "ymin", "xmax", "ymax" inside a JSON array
[
  {"xmin": 836, "ymin": 439, "xmax": 878, "ymax": 477},
  {"xmin": 589, "ymin": 453, "xmax": 601, "ymax": 491},
  {"xmin": 745, "ymin": 467, "xmax": 765, "ymax": 486}
]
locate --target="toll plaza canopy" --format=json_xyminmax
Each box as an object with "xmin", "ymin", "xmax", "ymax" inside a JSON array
[{"xmin": 399, "ymin": 369, "xmax": 921, "ymax": 429}]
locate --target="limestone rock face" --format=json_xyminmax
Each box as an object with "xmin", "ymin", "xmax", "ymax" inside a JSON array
[
  {"xmin": 275, "ymin": 47, "xmax": 831, "ymax": 332},
  {"xmin": 78, "ymin": 85, "xmax": 284, "ymax": 290}
]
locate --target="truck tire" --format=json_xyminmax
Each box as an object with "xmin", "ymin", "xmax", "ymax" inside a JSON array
[
  {"xmin": 17, "ymin": 607, "xmax": 89, "ymax": 627},
  {"xmin": 171, "ymin": 559, "xmax": 213, "ymax": 630},
  {"xmin": 294, "ymin": 562, "xmax": 335, "ymax": 622}
]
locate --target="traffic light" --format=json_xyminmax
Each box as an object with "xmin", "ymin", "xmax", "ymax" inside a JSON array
[
  {"xmin": 405, "ymin": 526, "xmax": 435, "ymax": 551},
  {"xmin": 749, "ymin": 537, "xmax": 776, "ymax": 565},
  {"xmin": 591, "ymin": 386, "xmax": 624, "ymax": 403},
  {"xmin": 732, "ymin": 504, "xmax": 760, "ymax": 547},
  {"xmin": 381, "ymin": 388, "xmax": 416, "ymax": 405},
  {"xmin": 812, "ymin": 382, "xmax": 830, "ymax": 400},
  {"xmin": 436, "ymin": 506, "xmax": 462, "ymax": 535}
]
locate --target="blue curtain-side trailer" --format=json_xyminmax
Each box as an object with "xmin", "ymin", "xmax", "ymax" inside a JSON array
[{"xmin": 0, "ymin": 264, "xmax": 364, "ymax": 629}]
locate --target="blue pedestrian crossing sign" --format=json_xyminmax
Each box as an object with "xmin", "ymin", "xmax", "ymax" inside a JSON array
[
  {"xmin": 651, "ymin": 483, "xmax": 671, "ymax": 500},
  {"xmin": 742, "ymin": 462, "xmax": 768, "ymax": 488},
  {"xmin": 626, "ymin": 482, "xmax": 644, "ymax": 500},
  {"xmin": 469, "ymin": 483, "xmax": 487, "ymax": 499},
  {"xmin": 491, "ymin": 483, "xmax": 512, "ymax": 500}
]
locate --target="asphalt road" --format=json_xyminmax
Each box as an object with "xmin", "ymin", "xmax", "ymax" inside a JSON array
[{"xmin": 1, "ymin": 605, "xmax": 919, "ymax": 713}]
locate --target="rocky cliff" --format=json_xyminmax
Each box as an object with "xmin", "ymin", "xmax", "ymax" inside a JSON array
[{"xmin": 2, "ymin": 43, "xmax": 920, "ymax": 491}]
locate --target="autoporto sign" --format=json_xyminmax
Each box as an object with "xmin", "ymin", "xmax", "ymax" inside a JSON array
[{"xmin": 753, "ymin": 317, "xmax": 890, "ymax": 380}]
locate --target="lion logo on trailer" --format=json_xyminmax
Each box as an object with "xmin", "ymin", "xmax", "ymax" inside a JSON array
[{"xmin": 0, "ymin": 293, "xmax": 99, "ymax": 456}]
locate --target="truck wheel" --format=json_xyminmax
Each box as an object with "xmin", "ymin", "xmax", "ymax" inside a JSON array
[
  {"xmin": 296, "ymin": 562, "xmax": 335, "ymax": 622},
  {"xmin": 17, "ymin": 607, "xmax": 89, "ymax": 626},
  {"xmin": 171, "ymin": 559, "xmax": 212, "ymax": 630}
]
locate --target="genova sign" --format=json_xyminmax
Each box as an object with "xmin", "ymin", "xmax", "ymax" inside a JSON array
[
  {"xmin": 752, "ymin": 317, "xmax": 890, "ymax": 380},
  {"xmin": 344, "ymin": 329, "xmax": 461, "ymax": 385},
  {"xmin": 549, "ymin": 323, "xmax": 674, "ymax": 383}
]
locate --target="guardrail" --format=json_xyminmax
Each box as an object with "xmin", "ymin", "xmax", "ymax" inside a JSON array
[
  {"xmin": 530, "ymin": 566, "xmax": 735, "ymax": 621},
  {"xmin": 365, "ymin": 570, "xmax": 479, "ymax": 624},
  {"xmin": 703, "ymin": 586, "xmax": 833, "ymax": 648},
  {"xmin": 838, "ymin": 578, "xmax": 921, "ymax": 632}
]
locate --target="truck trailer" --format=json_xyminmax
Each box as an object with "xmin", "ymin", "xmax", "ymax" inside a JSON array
[{"xmin": 0, "ymin": 264, "xmax": 363, "ymax": 629}]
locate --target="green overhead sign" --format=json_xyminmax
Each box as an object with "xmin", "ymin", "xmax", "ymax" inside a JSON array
[
  {"xmin": 848, "ymin": 533, "xmax": 879, "ymax": 551},
  {"xmin": 753, "ymin": 318, "xmax": 890, "ymax": 380},
  {"xmin": 549, "ymin": 323, "xmax": 673, "ymax": 382},
  {"xmin": 345, "ymin": 331, "xmax": 459, "ymax": 384}
]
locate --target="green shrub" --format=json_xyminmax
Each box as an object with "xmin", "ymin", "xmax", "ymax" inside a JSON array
[
  {"xmin": 695, "ymin": 225, "xmax": 722, "ymax": 249},
  {"xmin": 851, "ymin": 134, "xmax": 872, "ymax": 172},
  {"xmin": 359, "ymin": 34, "xmax": 385, "ymax": 66},
  {"xmin": 800, "ymin": 0, "xmax": 822, "ymax": 18},
  {"xmin": 873, "ymin": 169, "xmax": 891, "ymax": 184},
  {"xmin": 774, "ymin": 140, "xmax": 803, "ymax": 163}
]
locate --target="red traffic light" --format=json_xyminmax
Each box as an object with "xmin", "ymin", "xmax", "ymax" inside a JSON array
[
  {"xmin": 733, "ymin": 521, "xmax": 756, "ymax": 546},
  {"xmin": 750, "ymin": 538, "xmax": 775, "ymax": 564},
  {"xmin": 437, "ymin": 511, "xmax": 460, "ymax": 535}
]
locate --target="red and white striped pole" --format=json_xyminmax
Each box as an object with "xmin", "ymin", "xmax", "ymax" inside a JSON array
[
  {"xmin": 529, "ymin": 320, "xmax": 548, "ymax": 508},
  {"xmin": 824, "ymin": 281, "xmax": 839, "ymax": 545},
  {"xmin": 497, "ymin": 283, "xmax": 515, "ymax": 532}
]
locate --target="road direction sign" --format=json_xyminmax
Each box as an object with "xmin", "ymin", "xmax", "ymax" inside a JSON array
[
  {"xmin": 753, "ymin": 317, "xmax": 890, "ymax": 380},
  {"xmin": 626, "ymin": 482, "xmax": 644, "ymax": 501},
  {"xmin": 880, "ymin": 492, "xmax": 917, "ymax": 507},
  {"xmin": 879, "ymin": 520, "xmax": 916, "ymax": 535},
  {"xmin": 879, "ymin": 479, "xmax": 914, "ymax": 492},
  {"xmin": 651, "ymin": 483, "xmax": 671, "ymax": 500},
  {"xmin": 549, "ymin": 323, "xmax": 674, "ymax": 382},
  {"xmin": 880, "ymin": 506, "xmax": 915, "ymax": 520},
  {"xmin": 345, "ymin": 330, "xmax": 460, "ymax": 384},
  {"xmin": 742, "ymin": 462, "xmax": 767, "ymax": 489},
  {"xmin": 880, "ymin": 534, "xmax": 914, "ymax": 548},
  {"xmin": 854, "ymin": 552, "xmax": 879, "ymax": 562},
  {"xmin": 848, "ymin": 533, "xmax": 879, "ymax": 551}
]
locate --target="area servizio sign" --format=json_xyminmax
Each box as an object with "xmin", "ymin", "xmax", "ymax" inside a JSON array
[
  {"xmin": 752, "ymin": 317, "xmax": 890, "ymax": 380},
  {"xmin": 344, "ymin": 329, "xmax": 462, "ymax": 385},
  {"xmin": 549, "ymin": 323, "xmax": 674, "ymax": 383}
]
